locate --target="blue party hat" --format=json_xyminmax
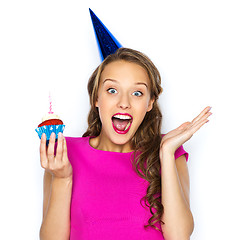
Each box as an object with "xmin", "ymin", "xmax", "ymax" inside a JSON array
[{"xmin": 89, "ymin": 8, "xmax": 122, "ymax": 61}]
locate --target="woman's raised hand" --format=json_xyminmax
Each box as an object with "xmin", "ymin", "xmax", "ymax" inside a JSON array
[
  {"xmin": 160, "ymin": 106, "xmax": 212, "ymax": 155},
  {"xmin": 40, "ymin": 132, "xmax": 72, "ymax": 179}
]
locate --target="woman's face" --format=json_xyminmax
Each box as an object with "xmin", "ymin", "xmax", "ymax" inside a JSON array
[{"xmin": 95, "ymin": 60, "xmax": 154, "ymax": 150}]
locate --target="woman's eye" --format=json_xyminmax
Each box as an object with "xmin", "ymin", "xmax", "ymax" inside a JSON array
[
  {"xmin": 107, "ymin": 88, "xmax": 142, "ymax": 96},
  {"xmin": 132, "ymin": 91, "xmax": 143, "ymax": 97},
  {"xmin": 107, "ymin": 88, "xmax": 117, "ymax": 94}
]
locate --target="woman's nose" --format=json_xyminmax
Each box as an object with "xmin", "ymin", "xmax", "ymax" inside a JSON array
[{"xmin": 117, "ymin": 94, "xmax": 131, "ymax": 109}]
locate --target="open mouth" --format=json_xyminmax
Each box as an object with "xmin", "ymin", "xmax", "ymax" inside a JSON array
[{"xmin": 111, "ymin": 113, "xmax": 133, "ymax": 134}]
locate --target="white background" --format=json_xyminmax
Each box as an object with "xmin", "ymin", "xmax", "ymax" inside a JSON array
[{"xmin": 1, "ymin": 0, "xmax": 239, "ymax": 239}]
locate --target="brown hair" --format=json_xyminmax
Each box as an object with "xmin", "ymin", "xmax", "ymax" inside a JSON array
[{"xmin": 83, "ymin": 47, "xmax": 164, "ymax": 231}]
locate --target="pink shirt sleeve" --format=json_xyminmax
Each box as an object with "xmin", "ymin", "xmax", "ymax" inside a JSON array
[{"xmin": 174, "ymin": 145, "xmax": 189, "ymax": 162}]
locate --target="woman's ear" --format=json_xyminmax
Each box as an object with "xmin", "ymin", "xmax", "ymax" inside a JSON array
[
  {"xmin": 95, "ymin": 98, "xmax": 98, "ymax": 108},
  {"xmin": 147, "ymin": 98, "xmax": 155, "ymax": 112}
]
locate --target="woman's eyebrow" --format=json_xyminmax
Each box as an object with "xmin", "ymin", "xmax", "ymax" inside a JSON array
[
  {"xmin": 103, "ymin": 79, "xmax": 148, "ymax": 88},
  {"xmin": 103, "ymin": 79, "xmax": 118, "ymax": 84}
]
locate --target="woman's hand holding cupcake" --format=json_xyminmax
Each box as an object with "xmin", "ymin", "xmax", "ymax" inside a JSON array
[{"xmin": 40, "ymin": 132, "xmax": 72, "ymax": 179}]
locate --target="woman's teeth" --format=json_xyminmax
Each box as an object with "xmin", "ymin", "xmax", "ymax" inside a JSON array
[{"xmin": 113, "ymin": 114, "xmax": 132, "ymax": 120}]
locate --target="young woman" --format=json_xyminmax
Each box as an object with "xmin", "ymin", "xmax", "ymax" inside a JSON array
[{"xmin": 39, "ymin": 48, "xmax": 211, "ymax": 240}]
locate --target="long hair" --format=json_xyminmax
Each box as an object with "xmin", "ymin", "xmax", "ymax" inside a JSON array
[{"xmin": 83, "ymin": 48, "xmax": 164, "ymax": 231}]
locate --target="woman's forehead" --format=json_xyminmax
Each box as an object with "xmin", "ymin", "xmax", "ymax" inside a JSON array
[{"xmin": 99, "ymin": 60, "xmax": 150, "ymax": 85}]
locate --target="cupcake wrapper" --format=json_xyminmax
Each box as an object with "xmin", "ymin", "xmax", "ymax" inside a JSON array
[{"xmin": 35, "ymin": 124, "xmax": 65, "ymax": 140}]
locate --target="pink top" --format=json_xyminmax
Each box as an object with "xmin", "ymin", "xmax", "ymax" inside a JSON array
[{"xmin": 65, "ymin": 136, "xmax": 188, "ymax": 240}]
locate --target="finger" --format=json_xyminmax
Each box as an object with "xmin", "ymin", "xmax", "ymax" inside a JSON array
[
  {"xmin": 192, "ymin": 110, "xmax": 212, "ymax": 127},
  {"xmin": 190, "ymin": 117, "xmax": 210, "ymax": 135},
  {"xmin": 62, "ymin": 136, "xmax": 68, "ymax": 162},
  {"xmin": 192, "ymin": 106, "xmax": 211, "ymax": 123},
  {"xmin": 47, "ymin": 132, "xmax": 56, "ymax": 164},
  {"xmin": 192, "ymin": 110, "xmax": 212, "ymax": 124},
  {"xmin": 40, "ymin": 133, "xmax": 48, "ymax": 168},
  {"xmin": 55, "ymin": 132, "xmax": 64, "ymax": 162},
  {"xmin": 178, "ymin": 122, "xmax": 191, "ymax": 130}
]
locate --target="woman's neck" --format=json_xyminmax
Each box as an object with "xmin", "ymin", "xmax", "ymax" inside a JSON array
[{"xmin": 89, "ymin": 133, "xmax": 133, "ymax": 153}]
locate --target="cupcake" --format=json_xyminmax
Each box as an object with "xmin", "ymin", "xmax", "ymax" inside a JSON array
[{"xmin": 35, "ymin": 112, "xmax": 65, "ymax": 143}]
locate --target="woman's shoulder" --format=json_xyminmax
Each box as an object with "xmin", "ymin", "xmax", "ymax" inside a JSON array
[
  {"xmin": 64, "ymin": 136, "xmax": 91, "ymax": 166},
  {"xmin": 64, "ymin": 136, "xmax": 93, "ymax": 159}
]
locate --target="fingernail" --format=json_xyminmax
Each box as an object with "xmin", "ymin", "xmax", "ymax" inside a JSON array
[
  {"xmin": 50, "ymin": 132, "xmax": 55, "ymax": 138},
  {"xmin": 58, "ymin": 132, "xmax": 63, "ymax": 138},
  {"xmin": 41, "ymin": 133, "xmax": 46, "ymax": 139}
]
